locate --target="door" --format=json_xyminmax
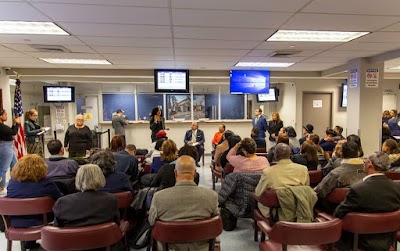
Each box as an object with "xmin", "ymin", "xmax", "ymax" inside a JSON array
[
  {"xmin": 382, "ymin": 94, "xmax": 397, "ymax": 112},
  {"xmin": 302, "ymin": 93, "xmax": 332, "ymax": 138}
]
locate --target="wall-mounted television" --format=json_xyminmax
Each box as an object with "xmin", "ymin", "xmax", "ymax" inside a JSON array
[
  {"xmin": 341, "ymin": 83, "xmax": 347, "ymax": 108},
  {"xmin": 154, "ymin": 69, "xmax": 189, "ymax": 93},
  {"xmin": 257, "ymin": 87, "xmax": 279, "ymax": 102},
  {"xmin": 230, "ymin": 70, "xmax": 270, "ymax": 94},
  {"xmin": 43, "ymin": 86, "xmax": 75, "ymax": 103}
]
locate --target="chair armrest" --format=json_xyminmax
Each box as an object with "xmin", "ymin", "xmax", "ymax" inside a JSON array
[
  {"xmin": 257, "ymin": 221, "xmax": 272, "ymax": 235},
  {"xmin": 119, "ymin": 220, "xmax": 129, "ymax": 233},
  {"xmin": 316, "ymin": 212, "xmax": 334, "ymax": 222}
]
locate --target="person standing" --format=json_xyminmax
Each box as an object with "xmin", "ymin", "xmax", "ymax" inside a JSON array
[
  {"xmin": 267, "ymin": 112, "xmax": 283, "ymax": 146},
  {"xmin": 112, "ymin": 109, "xmax": 129, "ymax": 143},
  {"xmin": 252, "ymin": 108, "xmax": 268, "ymax": 140},
  {"xmin": 24, "ymin": 109, "xmax": 45, "ymax": 157},
  {"xmin": 149, "ymin": 107, "xmax": 165, "ymax": 142},
  {"xmin": 0, "ymin": 109, "xmax": 20, "ymax": 192},
  {"xmin": 64, "ymin": 114, "xmax": 93, "ymax": 158}
]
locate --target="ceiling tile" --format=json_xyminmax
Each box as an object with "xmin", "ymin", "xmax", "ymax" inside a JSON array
[
  {"xmin": 256, "ymin": 41, "xmax": 342, "ymax": 50},
  {"xmin": 102, "ymin": 54, "xmax": 174, "ymax": 61},
  {"xmin": 282, "ymin": 13, "xmax": 400, "ymax": 32},
  {"xmin": 247, "ymin": 50, "xmax": 321, "ymax": 57},
  {"xmin": 31, "ymin": 0, "xmax": 169, "ymax": 7},
  {"xmin": 109, "ymin": 60, "xmax": 173, "ymax": 65},
  {"xmin": 356, "ymin": 32, "xmax": 400, "ymax": 43},
  {"xmin": 331, "ymin": 42, "xmax": 400, "ymax": 51},
  {"xmin": 302, "ymin": 0, "xmax": 400, "ymax": 16},
  {"xmin": 172, "ymin": 9, "xmax": 292, "ymax": 28},
  {"xmin": 172, "ymin": 0, "xmax": 309, "ymax": 12},
  {"xmin": 301, "ymin": 57, "xmax": 349, "ymax": 64},
  {"xmin": 174, "ymin": 39, "xmax": 260, "ymax": 49},
  {"xmin": 0, "ymin": 35, "xmax": 85, "ymax": 45},
  {"xmin": 175, "ymin": 55, "xmax": 241, "ymax": 62},
  {"xmin": 78, "ymin": 36, "xmax": 172, "ymax": 47},
  {"xmin": 59, "ymin": 23, "xmax": 171, "ymax": 38},
  {"xmin": 173, "ymin": 27, "xmax": 275, "ymax": 41},
  {"xmin": 0, "ymin": 2, "xmax": 50, "ymax": 21},
  {"xmin": 26, "ymin": 52, "xmax": 103, "ymax": 60},
  {"xmin": 92, "ymin": 47, "xmax": 173, "ymax": 55},
  {"xmin": 0, "ymin": 45, "xmax": 15, "ymax": 52},
  {"xmin": 316, "ymin": 50, "xmax": 383, "ymax": 58},
  {"xmin": 0, "ymin": 51, "xmax": 30, "ymax": 58},
  {"xmin": 175, "ymin": 48, "xmax": 250, "ymax": 56},
  {"xmin": 382, "ymin": 22, "xmax": 400, "ymax": 32},
  {"xmin": 240, "ymin": 56, "xmax": 307, "ymax": 63},
  {"xmin": 33, "ymin": 3, "xmax": 170, "ymax": 25}
]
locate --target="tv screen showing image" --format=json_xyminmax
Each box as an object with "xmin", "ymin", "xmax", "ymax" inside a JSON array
[
  {"xmin": 154, "ymin": 69, "xmax": 189, "ymax": 93},
  {"xmin": 230, "ymin": 70, "xmax": 270, "ymax": 94},
  {"xmin": 257, "ymin": 87, "xmax": 279, "ymax": 102},
  {"xmin": 43, "ymin": 86, "xmax": 75, "ymax": 103},
  {"xmin": 341, "ymin": 83, "xmax": 347, "ymax": 108}
]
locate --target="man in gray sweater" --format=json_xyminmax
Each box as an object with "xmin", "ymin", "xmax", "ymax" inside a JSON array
[{"xmin": 112, "ymin": 109, "xmax": 129, "ymax": 142}]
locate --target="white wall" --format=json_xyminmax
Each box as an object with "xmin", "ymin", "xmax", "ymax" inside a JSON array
[{"xmin": 0, "ymin": 68, "xmax": 12, "ymax": 127}]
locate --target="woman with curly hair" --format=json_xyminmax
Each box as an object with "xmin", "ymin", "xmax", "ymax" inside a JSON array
[{"xmin": 90, "ymin": 150, "xmax": 134, "ymax": 196}]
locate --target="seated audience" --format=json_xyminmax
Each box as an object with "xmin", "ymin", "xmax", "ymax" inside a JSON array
[
  {"xmin": 319, "ymin": 129, "xmax": 337, "ymax": 152},
  {"xmin": 382, "ymin": 139, "xmax": 400, "ymax": 167},
  {"xmin": 255, "ymin": 143, "xmax": 312, "ymax": 220},
  {"xmin": 145, "ymin": 138, "xmax": 165, "ymax": 165},
  {"xmin": 333, "ymin": 125, "xmax": 345, "ymax": 142},
  {"xmin": 382, "ymin": 125, "xmax": 397, "ymax": 144},
  {"xmin": 291, "ymin": 141, "xmax": 319, "ymax": 170},
  {"xmin": 267, "ymin": 134, "xmax": 289, "ymax": 163},
  {"xmin": 151, "ymin": 144, "xmax": 200, "ymax": 188},
  {"xmin": 227, "ymin": 137, "xmax": 269, "ymax": 173},
  {"xmin": 388, "ymin": 113, "xmax": 400, "ymax": 136},
  {"xmin": 220, "ymin": 134, "xmax": 242, "ymax": 169},
  {"xmin": 149, "ymin": 155, "xmax": 218, "ymax": 251},
  {"xmin": 45, "ymin": 139, "xmax": 79, "ymax": 178},
  {"xmin": 314, "ymin": 141, "xmax": 365, "ymax": 198},
  {"xmin": 382, "ymin": 110, "xmax": 391, "ymax": 125},
  {"xmin": 251, "ymin": 127, "xmax": 266, "ymax": 149},
  {"xmin": 347, "ymin": 134, "xmax": 364, "ymax": 157},
  {"xmin": 321, "ymin": 139, "xmax": 346, "ymax": 177},
  {"xmin": 212, "ymin": 124, "xmax": 225, "ymax": 148},
  {"xmin": 184, "ymin": 122, "xmax": 205, "ymax": 167},
  {"xmin": 151, "ymin": 139, "xmax": 177, "ymax": 173},
  {"xmin": 334, "ymin": 152, "xmax": 400, "ymax": 251},
  {"xmin": 109, "ymin": 135, "xmax": 125, "ymax": 152},
  {"xmin": 299, "ymin": 124, "xmax": 314, "ymax": 145},
  {"xmin": 146, "ymin": 130, "xmax": 168, "ymax": 157},
  {"xmin": 90, "ymin": 150, "xmax": 134, "ymax": 196},
  {"xmin": 53, "ymin": 164, "xmax": 120, "ymax": 227},
  {"xmin": 287, "ymin": 126, "xmax": 300, "ymax": 153},
  {"xmin": 213, "ymin": 130, "xmax": 234, "ymax": 171},
  {"xmin": 112, "ymin": 138, "xmax": 139, "ymax": 182}
]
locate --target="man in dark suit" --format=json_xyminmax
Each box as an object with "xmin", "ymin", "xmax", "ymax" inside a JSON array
[
  {"xmin": 334, "ymin": 152, "xmax": 400, "ymax": 251},
  {"xmin": 252, "ymin": 108, "xmax": 268, "ymax": 139},
  {"xmin": 184, "ymin": 122, "xmax": 205, "ymax": 167},
  {"xmin": 113, "ymin": 144, "xmax": 139, "ymax": 182}
]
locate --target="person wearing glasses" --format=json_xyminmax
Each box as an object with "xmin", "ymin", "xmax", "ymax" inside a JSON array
[
  {"xmin": 64, "ymin": 114, "xmax": 93, "ymax": 158},
  {"xmin": 24, "ymin": 109, "xmax": 45, "ymax": 157}
]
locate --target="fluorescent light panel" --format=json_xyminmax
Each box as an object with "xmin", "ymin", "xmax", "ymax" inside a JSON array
[
  {"xmin": 40, "ymin": 58, "xmax": 111, "ymax": 65},
  {"xmin": 268, "ymin": 30, "xmax": 369, "ymax": 42},
  {"xmin": 235, "ymin": 62, "xmax": 294, "ymax": 67},
  {"xmin": 0, "ymin": 21, "xmax": 69, "ymax": 35}
]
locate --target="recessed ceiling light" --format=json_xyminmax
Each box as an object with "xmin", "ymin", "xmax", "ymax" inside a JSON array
[
  {"xmin": 40, "ymin": 58, "xmax": 111, "ymax": 64},
  {"xmin": 0, "ymin": 21, "xmax": 69, "ymax": 35},
  {"xmin": 235, "ymin": 62, "xmax": 294, "ymax": 67},
  {"xmin": 267, "ymin": 30, "xmax": 369, "ymax": 42},
  {"xmin": 388, "ymin": 66, "xmax": 400, "ymax": 70}
]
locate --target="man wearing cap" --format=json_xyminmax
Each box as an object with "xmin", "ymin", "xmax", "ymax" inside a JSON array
[
  {"xmin": 112, "ymin": 109, "xmax": 129, "ymax": 142},
  {"xmin": 299, "ymin": 124, "xmax": 314, "ymax": 145},
  {"xmin": 184, "ymin": 122, "xmax": 205, "ymax": 167},
  {"xmin": 334, "ymin": 152, "xmax": 400, "ymax": 251}
]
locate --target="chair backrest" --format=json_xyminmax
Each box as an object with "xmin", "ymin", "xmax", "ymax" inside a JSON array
[
  {"xmin": 308, "ymin": 170, "xmax": 322, "ymax": 186},
  {"xmin": 269, "ymin": 218, "xmax": 342, "ymax": 245},
  {"xmin": 256, "ymin": 152, "xmax": 269, "ymax": 158},
  {"xmin": 113, "ymin": 191, "xmax": 134, "ymax": 209},
  {"xmin": 41, "ymin": 222, "xmax": 123, "ymax": 251},
  {"xmin": 342, "ymin": 210, "xmax": 400, "ymax": 234},
  {"xmin": 0, "ymin": 197, "xmax": 55, "ymax": 216},
  {"xmin": 258, "ymin": 190, "xmax": 280, "ymax": 208},
  {"xmin": 223, "ymin": 163, "xmax": 235, "ymax": 174},
  {"xmin": 152, "ymin": 216, "xmax": 222, "ymax": 244},
  {"xmin": 256, "ymin": 148, "xmax": 267, "ymax": 153},
  {"xmin": 385, "ymin": 171, "xmax": 400, "ymax": 180},
  {"xmin": 325, "ymin": 187, "xmax": 349, "ymax": 204}
]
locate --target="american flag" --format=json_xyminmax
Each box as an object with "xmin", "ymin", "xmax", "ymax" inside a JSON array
[{"xmin": 13, "ymin": 79, "xmax": 26, "ymax": 159}]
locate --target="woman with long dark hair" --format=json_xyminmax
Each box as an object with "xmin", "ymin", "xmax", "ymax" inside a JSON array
[{"xmin": 149, "ymin": 107, "xmax": 165, "ymax": 142}]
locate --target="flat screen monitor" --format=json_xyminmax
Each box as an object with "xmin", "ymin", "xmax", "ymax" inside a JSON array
[
  {"xmin": 43, "ymin": 86, "xmax": 75, "ymax": 103},
  {"xmin": 230, "ymin": 70, "xmax": 270, "ymax": 94},
  {"xmin": 154, "ymin": 69, "xmax": 189, "ymax": 93},
  {"xmin": 341, "ymin": 83, "xmax": 347, "ymax": 108},
  {"xmin": 257, "ymin": 87, "xmax": 279, "ymax": 102}
]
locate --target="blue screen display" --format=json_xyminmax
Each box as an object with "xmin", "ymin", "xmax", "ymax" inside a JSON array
[{"xmin": 230, "ymin": 70, "xmax": 270, "ymax": 94}]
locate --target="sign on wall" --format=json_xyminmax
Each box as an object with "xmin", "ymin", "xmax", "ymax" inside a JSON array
[{"xmin": 365, "ymin": 68, "xmax": 379, "ymax": 88}]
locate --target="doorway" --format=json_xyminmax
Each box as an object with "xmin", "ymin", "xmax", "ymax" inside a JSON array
[{"xmin": 302, "ymin": 93, "xmax": 332, "ymax": 138}]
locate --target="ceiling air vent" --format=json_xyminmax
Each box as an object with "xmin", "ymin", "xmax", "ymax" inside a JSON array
[
  {"xmin": 30, "ymin": 44, "xmax": 71, "ymax": 53},
  {"xmin": 269, "ymin": 50, "xmax": 301, "ymax": 58}
]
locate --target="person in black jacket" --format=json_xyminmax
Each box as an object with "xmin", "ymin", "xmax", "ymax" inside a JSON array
[
  {"xmin": 24, "ymin": 109, "xmax": 45, "ymax": 157},
  {"xmin": 334, "ymin": 152, "xmax": 400, "ymax": 251},
  {"xmin": 267, "ymin": 112, "xmax": 283, "ymax": 145},
  {"xmin": 149, "ymin": 107, "xmax": 165, "ymax": 142},
  {"xmin": 64, "ymin": 114, "xmax": 92, "ymax": 158}
]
